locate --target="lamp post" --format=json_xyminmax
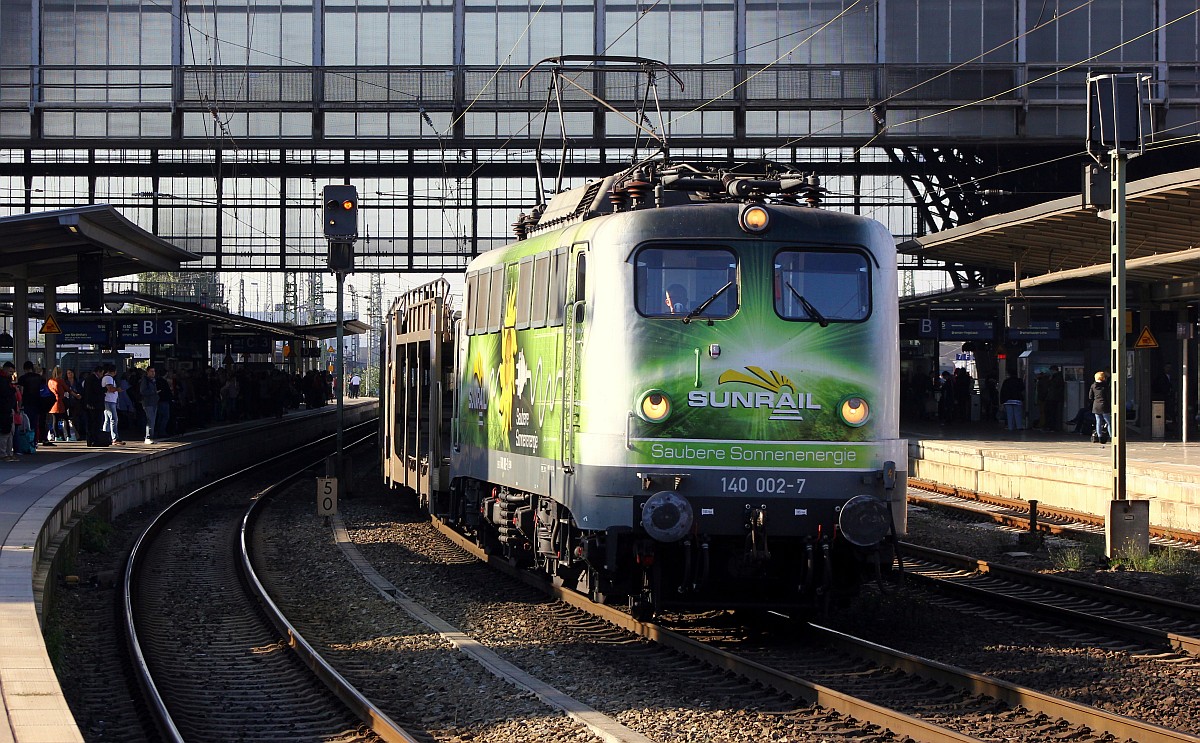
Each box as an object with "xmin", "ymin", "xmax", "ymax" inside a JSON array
[{"xmin": 1087, "ymin": 72, "xmax": 1151, "ymax": 559}]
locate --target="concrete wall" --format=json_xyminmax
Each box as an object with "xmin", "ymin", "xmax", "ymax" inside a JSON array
[{"xmin": 909, "ymin": 439, "xmax": 1200, "ymax": 534}]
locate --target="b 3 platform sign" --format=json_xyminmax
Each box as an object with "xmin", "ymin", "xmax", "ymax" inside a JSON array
[{"xmin": 117, "ymin": 316, "xmax": 178, "ymax": 344}]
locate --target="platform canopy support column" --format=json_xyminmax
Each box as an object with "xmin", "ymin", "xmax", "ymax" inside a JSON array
[{"xmin": 13, "ymin": 280, "xmax": 28, "ymax": 368}]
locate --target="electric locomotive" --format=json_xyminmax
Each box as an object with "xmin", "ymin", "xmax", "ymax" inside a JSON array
[{"xmin": 383, "ymin": 161, "xmax": 907, "ymax": 617}]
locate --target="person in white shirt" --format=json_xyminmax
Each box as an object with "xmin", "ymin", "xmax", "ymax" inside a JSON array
[
  {"xmin": 348, "ymin": 373, "xmax": 362, "ymax": 399},
  {"xmin": 101, "ymin": 365, "xmax": 124, "ymax": 445}
]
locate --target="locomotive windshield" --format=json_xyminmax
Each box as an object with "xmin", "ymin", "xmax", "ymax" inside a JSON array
[
  {"xmin": 774, "ymin": 250, "xmax": 871, "ymax": 322},
  {"xmin": 635, "ymin": 247, "xmax": 738, "ymax": 319}
]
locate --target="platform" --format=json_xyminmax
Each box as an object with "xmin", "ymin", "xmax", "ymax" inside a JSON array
[
  {"xmin": 0, "ymin": 400, "xmax": 376, "ymax": 743},
  {"xmin": 905, "ymin": 421, "xmax": 1200, "ymax": 536}
]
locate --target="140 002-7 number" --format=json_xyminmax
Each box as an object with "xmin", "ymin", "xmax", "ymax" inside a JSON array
[{"xmin": 721, "ymin": 477, "xmax": 806, "ymax": 494}]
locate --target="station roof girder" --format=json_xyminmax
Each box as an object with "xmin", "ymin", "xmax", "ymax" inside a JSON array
[
  {"xmin": 0, "ymin": 205, "xmax": 199, "ymax": 285},
  {"xmin": 898, "ymin": 167, "xmax": 1200, "ymax": 294},
  {"xmin": 119, "ymin": 291, "xmax": 369, "ymax": 342},
  {"xmin": 294, "ymin": 320, "xmax": 372, "ymax": 340}
]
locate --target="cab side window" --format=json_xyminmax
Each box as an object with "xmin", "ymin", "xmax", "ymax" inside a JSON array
[
  {"xmin": 547, "ymin": 248, "xmax": 568, "ymax": 326},
  {"xmin": 531, "ymin": 254, "xmax": 551, "ymax": 328}
]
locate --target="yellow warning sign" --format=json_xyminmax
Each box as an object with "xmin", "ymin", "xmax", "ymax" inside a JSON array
[
  {"xmin": 1134, "ymin": 326, "xmax": 1159, "ymax": 349},
  {"xmin": 40, "ymin": 312, "xmax": 62, "ymax": 335}
]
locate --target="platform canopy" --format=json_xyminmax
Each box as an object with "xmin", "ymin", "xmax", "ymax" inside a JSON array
[
  {"xmin": 293, "ymin": 319, "xmax": 372, "ymax": 339},
  {"xmin": 0, "ymin": 205, "xmax": 198, "ymax": 285},
  {"xmin": 118, "ymin": 291, "xmax": 369, "ymax": 342},
  {"xmin": 898, "ymin": 167, "xmax": 1200, "ymax": 295}
]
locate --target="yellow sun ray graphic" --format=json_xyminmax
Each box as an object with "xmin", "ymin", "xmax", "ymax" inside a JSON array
[
  {"xmin": 717, "ymin": 366, "xmax": 796, "ymax": 392},
  {"xmin": 498, "ymin": 276, "xmax": 519, "ymax": 436}
]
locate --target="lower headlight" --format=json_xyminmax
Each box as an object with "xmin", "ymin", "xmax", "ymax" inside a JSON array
[
  {"xmin": 839, "ymin": 396, "xmax": 869, "ymax": 427},
  {"xmin": 639, "ymin": 390, "xmax": 672, "ymax": 422}
]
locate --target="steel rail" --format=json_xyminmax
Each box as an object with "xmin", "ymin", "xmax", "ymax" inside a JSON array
[
  {"xmin": 809, "ymin": 624, "xmax": 1200, "ymax": 743},
  {"xmin": 242, "ymin": 428, "xmax": 422, "ymax": 743},
  {"xmin": 908, "ymin": 478, "xmax": 1200, "ymax": 548},
  {"xmin": 123, "ymin": 418, "xmax": 412, "ymax": 743},
  {"xmin": 429, "ymin": 516, "xmax": 983, "ymax": 743},
  {"xmin": 430, "ymin": 513, "xmax": 1200, "ymax": 743},
  {"xmin": 901, "ymin": 542, "xmax": 1200, "ymax": 656}
]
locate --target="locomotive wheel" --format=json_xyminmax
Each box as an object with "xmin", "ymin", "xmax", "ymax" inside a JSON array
[
  {"xmin": 590, "ymin": 582, "xmax": 610, "ymax": 605},
  {"xmin": 474, "ymin": 526, "xmax": 499, "ymax": 555},
  {"xmin": 587, "ymin": 569, "xmax": 618, "ymax": 606},
  {"xmin": 551, "ymin": 562, "xmax": 585, "ymax": 591},
  {"xmin": 629, "ymin": 562, "xmax": 662, "ymax": 621},
  {"xmin": 629, "ymin": 596, "xmax": 652, "ymax": 621}
]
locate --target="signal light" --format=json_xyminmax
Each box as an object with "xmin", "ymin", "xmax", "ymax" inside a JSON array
[
  {"xmin": 322, "ymin": 184, "xmax": 358, "ymax": 240},
  {"xmin": 78, "ymin": 251, "xmax": 104, "ymax": 311}
]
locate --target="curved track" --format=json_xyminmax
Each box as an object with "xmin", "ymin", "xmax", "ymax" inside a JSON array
[{"xmin": 123, "ymin": 420, "xmax": 418, "ymax": 743}]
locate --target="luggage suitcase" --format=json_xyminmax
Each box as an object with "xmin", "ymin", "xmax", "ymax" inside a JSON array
[
  {"xmin": 14, "ymin": 429, "xmax": 37, "ymax": 454},
  {"xmin": 94, "ymin": 430, "xmax": 112, "ymax": 447}
]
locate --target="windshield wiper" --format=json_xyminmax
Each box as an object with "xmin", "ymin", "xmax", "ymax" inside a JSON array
[
  {"xmin": 682, "ymin": 281, "xmax": 733, "ymax": 324},
  {"xmin": 785, "ymin": 281, "xmax": 829, "ymax": 327}
]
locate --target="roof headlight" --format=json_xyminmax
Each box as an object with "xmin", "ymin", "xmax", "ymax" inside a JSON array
[
  {"xmin": 639, "ymin": 390, "xmax": 672, "ymax": 422},
  {"xmin": 739, "ymin": 204, "xmax": 770, "ymax": 234},
  {"xmin": 839, "ymin": 396, "xmax": 870, "ymax": 427}
]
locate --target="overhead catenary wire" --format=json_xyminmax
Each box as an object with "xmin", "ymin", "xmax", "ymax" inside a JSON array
[
  {"xmin": 13, "ymin": 0, "xmax": 1200, "ymax": 269},
  {"xmin": 848, "ymin": 7, "xmax": 1200, "ymax": 157},
  {"xmin": 123, "ymin": 0, "xmax": 1200, "ymax": 170},
  {"xmin": 763, "ymin": 0, "xmax": 1099, "ymax": 156},
  {"xmin": 664, "ymin": 0, "xmax": 868, "ymax": 130}
]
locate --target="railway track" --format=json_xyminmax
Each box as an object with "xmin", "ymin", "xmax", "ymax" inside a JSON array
[
  {"xmin": 123, "ymin": 420, "xmax": 418, "ymax": 743},
  {"xmin": 908, "ymin": 479, "xmax": 1200, "ymax": 552},
  {"xmin": 899, "ymin": 542, "xmax": 1200, "ymax": 656},
  {"xmin": 415, "ymin": 512, "xmax": 1200, "ymax": 743},
  {"xmin": 105, "ymin": 447, "xmax": 1200, "ymax": 743}
]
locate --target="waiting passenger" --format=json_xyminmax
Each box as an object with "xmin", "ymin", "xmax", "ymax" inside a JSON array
[
  {"xmin": 1088, "ymin": 371, "xmax": 1112, "ymax": 444},
  {"xmin": 0, "ymin": 362, "xmax": 16, "ymax": 461},
  {"xmin": 999, "ymin": 371, "xmax": 1024, "ymax": 431}
]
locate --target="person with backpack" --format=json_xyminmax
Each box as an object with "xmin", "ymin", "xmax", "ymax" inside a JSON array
[
  {"xmin": 82, "ymin": 366, "xmax": 106, "ymax": 447},
  {"xmin": 139, "ymin": 366, "xmax": 160, "ymax": 444},
  {"xmin": 1, "ymin": 362, "xmax": 17, "ymax": 461},
  {"xmin": 101, "ymin": 364, "xmax": 125, "ymax": 445},
  {"xmin": 1088, "ymin": 370, "xmax": 1112, "ymax": 444},
  {"xmin": 46, "ymin": 366, "xmax": 69, "ymax": 442},
  {"xmin": 17, "ymin": 361, "xmax": 52, "ymax": 448}
]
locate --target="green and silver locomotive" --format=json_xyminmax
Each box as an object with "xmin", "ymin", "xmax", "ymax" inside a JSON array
[{"xmin": 383, "ymin": 161, "xmax": 906, "ymax": 616}]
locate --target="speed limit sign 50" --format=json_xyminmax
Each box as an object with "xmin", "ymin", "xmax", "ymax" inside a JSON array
[{"xmin": 317, "ymin": 477, "xmax": 338, "ymax": 516}]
